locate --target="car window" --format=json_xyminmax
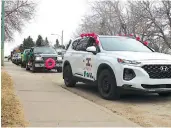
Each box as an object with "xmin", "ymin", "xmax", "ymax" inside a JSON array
[
  {"xmin": 100, "ymin": 37, "xmax": 152, "ymax": 52},
  {"xmin": 87, "ymin": 37, "xmax": 96, "ymax": 47},
  {"xmin": 72, "ymin": 40, "xmax": 79, "ymax": 50},
  {"xmin": 25, "ymin": 49, "xmax": 30, "ymax": 54},
  {"xmin": 76, "ymin": 38, "xmax": 89, "ymax": 51}
]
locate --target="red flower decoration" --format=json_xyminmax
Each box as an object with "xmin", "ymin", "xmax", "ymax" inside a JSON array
[
  {"xmin": 95, "ymin": 39, "xmax": 99, "ymax": 45},
  {"xmin": 87, "ymin": 33, "xmax": 91, "ymax": 36},
  {"xmin": 144, "ymin": 41, "xmax": 148, "ymax": 46},
  {"xmin": 80, "ymin": 34, "xmax": 84, "ymax": 37},
  {"xmin": 136, "ymin": 37, "xmax": 140, "ymax": 41},
  {"xmin": 129, "ymin": 34, "xmax": 133, "ymax": 36},
  {"xmin": 118, "ymin": 34, "xmax": 122, "ymax": 36},
  {"xmin": 91, "ymin": 33, "xmax": 96, "ymax": 37},
  {"xmin": 94, "ymin": 35, "xmax": 97, "ymax": 39}
]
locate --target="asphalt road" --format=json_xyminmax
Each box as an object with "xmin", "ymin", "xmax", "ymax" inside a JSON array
[{"xmin": 7, "ymin": 61, "xmax": 171, "ymax": 127}]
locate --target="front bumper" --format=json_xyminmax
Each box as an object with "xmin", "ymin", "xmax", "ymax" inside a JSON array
[
  {"xmin": 16, "ymin": 59, "xmax": 22, "ymax": 63},
  {"xmin": 116, "ymin": 64, "xmax": 171, "ymax": 92},
  {"xmin": 34, "ymin": 61, "xmax": 62, "ymax": 68}
]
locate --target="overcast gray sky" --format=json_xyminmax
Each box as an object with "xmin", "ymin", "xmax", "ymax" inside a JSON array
[{"xmin": 4, "ymin": 0, "xmax": 93, "ymax": 56}]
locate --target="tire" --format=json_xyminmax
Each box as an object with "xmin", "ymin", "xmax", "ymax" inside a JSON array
[
  {"xmin": 21, "ymin": 62, "xmax": 24, "ymax": 68},
  {"xmin": 63, "ymin": 65, "xmax": 76, "ymax": 87},
  {"xmin": 98, "ymin": 69, "xmax": 120, "ymax": 100},
  {"xmin": 26, "ymin": 62, "xmax": 30, "ymax": 71},
  {"xmin": 158, "ymin": 92, "xmax": 171, "ymax": 97},
  {"xmin": 57, "ymin": 67, "xmax": 62, "ymax": 73},
  {"xmin": 31, "ymin": 62, "xmax": 36, "ymax": 73},
  {"xmin": 23, "ymin": 62, "xmax": 26, "ymax": 68}
]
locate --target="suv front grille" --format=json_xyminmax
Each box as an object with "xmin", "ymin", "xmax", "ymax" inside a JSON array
[
  {"xmin": 43, "ymin": 57, "xmax": 57, "ymax": 61},
  {"xmin": 142, "ymin": 65, "xmax": 171, "ymax": 79}
]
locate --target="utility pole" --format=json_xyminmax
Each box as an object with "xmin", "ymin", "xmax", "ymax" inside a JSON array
[
  {"xmin": 1, "ymin": 0, "xmax": 5, "ymax": 66},
  {"xmin": 51, "ymin": 30, "xmax": 63, "ymax": 46},
  {"xmin": 61, "ymin": 30, "xmax": 63, "ymax": 45}
]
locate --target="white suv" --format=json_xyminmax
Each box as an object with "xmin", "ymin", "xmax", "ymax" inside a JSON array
[{"xmin": 63, "ymin": 33, "xmax": 171, "ymax": 100}]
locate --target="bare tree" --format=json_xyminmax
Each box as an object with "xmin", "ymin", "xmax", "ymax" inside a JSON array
[
  {"xmin": 74, "ymin": 0, "xmax": 171, "ymax": 53},
  {"xmin": 4, "ymin": 0, "xmax": 37, "ymax": 41},
  {"xmin": 128, "ymin": 0, "xmax": 171, "ymax": 50}
]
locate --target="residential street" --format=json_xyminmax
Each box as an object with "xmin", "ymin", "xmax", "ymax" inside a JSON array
[{"xmin": 4, "ymin": 62, "xmax": 139, "ymax": 127}]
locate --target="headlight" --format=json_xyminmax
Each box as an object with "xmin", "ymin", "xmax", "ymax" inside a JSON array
[
  {"xmin": 57, "ymin": 56, "xmax": 62, "ymax": 61},
  {"xmin": 117, "ymin": 58, "xmax": 141, "ymax": 65},
  {"xmin": 35, "ymin": 56, "xmax": 43, "ymax": 61}
]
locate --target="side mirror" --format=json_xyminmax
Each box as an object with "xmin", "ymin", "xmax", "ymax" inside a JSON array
[{"xmin": 86, "ymin": 46, "xmax": 97, "ymax": 53}]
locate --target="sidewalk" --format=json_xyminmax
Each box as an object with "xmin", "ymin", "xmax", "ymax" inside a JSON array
[{"xmin": 5, "ymin": 62, "xmax": 139, "ymax": 127}]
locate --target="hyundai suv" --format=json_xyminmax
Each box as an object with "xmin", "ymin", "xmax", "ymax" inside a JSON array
[{"xmin": 62, "ymin": 33, "xmax": 171, "ymax": 100}]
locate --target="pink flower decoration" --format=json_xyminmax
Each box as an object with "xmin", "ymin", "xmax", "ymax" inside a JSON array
[
  {"xmin": 95, "ymin": 39, "xmax": 99, "ymax": 45},
  {"xmin": 144, "ymin": 41, "xmax": 148, "ymax": 46},
  {"xmin": 136, "ymin": 37, "xmax": 141, "ymax": 41},
  {"xmin": 80, "ymin": 34, "xmax": 84, "ymax": 37}
]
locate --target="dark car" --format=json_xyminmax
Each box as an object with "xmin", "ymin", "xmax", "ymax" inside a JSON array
[{"xmin": 25, "ymin": 46, "xmax": 62, "ymax": 72}]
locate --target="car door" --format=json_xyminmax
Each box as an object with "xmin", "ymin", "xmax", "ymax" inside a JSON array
[
  {"xmin": 74, "ymin": 38, "xmax": 90, "ymax": 77},
  {"xmin": 81, "ymin": 38, "xmax": 98, "ymax": 81},
  {"xmin": 68, "ymin": 39, "xmax": 82, "ymax": 75}
]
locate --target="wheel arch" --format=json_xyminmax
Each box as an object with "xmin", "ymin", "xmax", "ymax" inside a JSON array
[
  {"xmin": 63, "ymin": 60, "xmax": 71, "ymax": 78},
  {"xmin": 96, "ymin": 63, "xmax": 115, "ymax": 80}
]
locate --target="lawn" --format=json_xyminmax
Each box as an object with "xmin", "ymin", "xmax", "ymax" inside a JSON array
[{"xmin": 1, "ymin": 71, "xmax": 28, "ymax": 127}]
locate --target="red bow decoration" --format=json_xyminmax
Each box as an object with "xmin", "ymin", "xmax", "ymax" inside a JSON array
[
  {"xmin": 143, "ymin": 41, "xmax": 148, "ymax": 46},
  {"xmin": 136, "ymin": 37, "xmax": 140, "ymax": 41},
  {"xmin": 80, "ymin": 33, "xmax": 99, "ymax": 45}
]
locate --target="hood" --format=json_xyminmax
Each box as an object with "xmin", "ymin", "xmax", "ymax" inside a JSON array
[{"xmin": 105, "ymin": 51, "xmax": 171, "ymax": 61}]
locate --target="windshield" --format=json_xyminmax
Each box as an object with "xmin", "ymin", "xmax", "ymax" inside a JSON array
[
  {"xmin": 25, "ymin": 49, "xmax": 30, "ymax": 53},
  {"xmin": 34, "ymin": 47, "xmax": 57, "ymax": 54},
  {"xmin": 99, "ymin": 37, "xmax": 152, "ymax": 52}
]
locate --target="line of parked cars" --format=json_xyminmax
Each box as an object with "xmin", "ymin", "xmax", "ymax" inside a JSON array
[
  {"xmin": 10, "ymin": 32, "xmax": 171, "ymax": 100},
  {"xmin": 11, "ymin": 52, "xmax": 22, "ymax": 65},
  {"xmin": 11, "ymin": 46, "xmax": 66, "ymax": 73}
]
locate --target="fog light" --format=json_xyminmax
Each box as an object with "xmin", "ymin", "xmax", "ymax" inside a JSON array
[
  {"xmin": 123, "ymin": 68, "xmax": 136, "ymax": 81},
  {"xmin": 57, "ymin": 56, "xmax": 62, "ymax": 61},
  {"xmin": 123, "ymin": 84, "xmax": 132, "ymax": 87}
]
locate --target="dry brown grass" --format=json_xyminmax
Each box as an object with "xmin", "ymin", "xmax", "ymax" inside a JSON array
[{"xmin": 1, "ymin": 71, "xmax": 28, "ymax": 127}]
